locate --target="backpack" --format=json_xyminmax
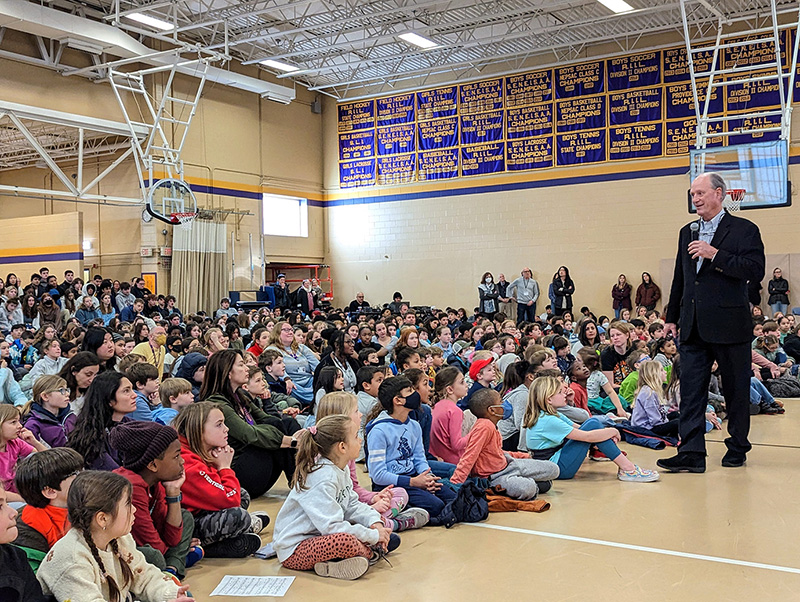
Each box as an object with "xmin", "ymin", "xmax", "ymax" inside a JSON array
[
  {"xmin": 437, "ymin": 481, "xmax": 489, "ymax": 529},
  {"xmin": 764, "ymin": 375, "xmax": 800, "ymax": 398}
]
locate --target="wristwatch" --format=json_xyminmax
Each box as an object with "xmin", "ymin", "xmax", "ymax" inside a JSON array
[
  {"xmin": 290, "ymin": 438, "xmax": 298, "ymax": 449},
  {"xmin": 165, "ymin": 493, "xmax": 182, "ymax": 504}
]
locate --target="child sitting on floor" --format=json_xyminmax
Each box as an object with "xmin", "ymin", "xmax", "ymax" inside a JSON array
[
  {"xmin": 459, "ymin": 356, "xmax": 496, "ymax": 410},
  {"xmin": 152, "ymin": 378, "xmax": 195, "ymax": 426},
  {"xmin": 451, "ymin": 388, "xmax": 559, "ymax": 498},
  {"xmin": 0, "ymin": 405, "xmax": 47, "ymax": 504},
  {"xmin": 273, "ymin": 414, "xmax": 398, "ymax": 581},
  {"xmin": 126, "ymin": 362, "xmax": 161, "ymax": 422},
  {"xmin": 617, "ymin": 350, "xmax": 651, "ymax": 407},
  {"xmin": 37, "ymin": 470, "xmax": 190, "ymax": 602},
  {"xmin": 23, "ymin": 375, "xmax": 76, "ymax": 449},
  {"xmin": 430, "ymin": 366, "xmax": 469, "ymax": 464},
  {"xmin": 258, "ymin": 350, "xmax": 302, "ymax": 416}
]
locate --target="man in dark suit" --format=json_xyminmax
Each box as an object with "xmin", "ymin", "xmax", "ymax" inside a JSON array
[{"xmin": 658, "ymin": 172, "xmax": 765, "ymax": 473}]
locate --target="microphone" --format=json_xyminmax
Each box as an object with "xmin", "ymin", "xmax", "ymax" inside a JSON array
[{"xmin": 690, "ymin": 222, "xmax": 700, "ymax": 266}]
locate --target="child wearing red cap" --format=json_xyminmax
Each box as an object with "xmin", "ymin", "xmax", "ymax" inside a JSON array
[{"xmin": 457, "ymin": 355, "xmax": 497, "ymax": 411}]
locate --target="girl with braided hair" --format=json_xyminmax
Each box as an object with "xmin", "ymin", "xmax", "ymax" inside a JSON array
[{"xmin": 37, "ymin": 470, "xmax": 192, "ymax": 602}]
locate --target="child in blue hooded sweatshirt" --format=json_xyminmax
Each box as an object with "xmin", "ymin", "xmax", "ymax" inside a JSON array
[{"xmin": 366, "ymin": 375, "xmax": 456, "ymax": 526}]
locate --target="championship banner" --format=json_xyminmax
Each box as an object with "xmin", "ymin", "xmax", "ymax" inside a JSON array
[
  {"xmin": 461, "ymin": 142, "xmax": 505, "ymax": 176},
  {"xmin": 338, "ymin": 130, "xmax": 375, "ymax": 161},
  {"xmin": 417, "ymin": 86, "xmax": 458, "ymax": 120},
  {"xmin": 377, "ymin": 94, "xmax": 415, "ymax": 126},
  {"xmin": 556, "ymin": 129, "xmax": 606, "ymax": 165},
  {"xmin": 377, "ymin": 153, "xmax": 416, "ymax": 185},
  {"xmin": 376, "ymin": 123, "xmax": 415, "ymax": 156},
  {"xmin": 665, "ymin": 119, "xmax": 723, "ymax": 156},
  {"xmin": 505, "ymin": 70, "xmax": 553, "ymax": 107},
  {"xmin": 418, "ymin": 148, "xmax": 459, "ymax": 180},
  {"xmin": 607, "ymin": 51, "xmax": 660, "ymax": 91},
  {"xmin": 666, "ymin": 82, "xmax": 723, "ymax": 119},
  {"xmin": 556, "ymin": 95, "xmax": 606, "ymax": 132},
  {"xmin": 507, "ymin": 137, "xmax": 553, "ymax": 171},
  {"xmin": 417, "ymin": 117, "xmax": 459, "ymax": 151},
  {"xmin": 723, "ymin": 32, "xmax": 788, "ymax": 71},
  {"xmin": 506, "ymin": 103, "xmax": 553, "ymax": 138},
  {"xmin": 609, "ymin": 87, "xmax": 662, "ymax": 125},
  {"xmin": 663, "ymin": 46, "xmax": 716, "ymax": 83},
  {"xmin": 727, "ymin": 114, "xmax": 782, "ymax": 146},
  {"xmin": 339, "ymin": 158, "xmax": 376, "ymax": 188},
  {"xmin": 460, "ymin": 79, "xmax": 503, "ymax": 115},
  {"xmin": 726, "ymin": 71, "xmax": 782, "ymax": 113},
  {"xmin": 555, "ymin": 60, "xmax": 604, "ymax": 98},
  {"xmin": 460, "ymin": 111, "xmax": 504, "ymax": 145},
  {"xmin": 609, "ymin": 123, "xmax": 663, "ymax": 160},
  {"xmin": 337, "ymin": 100, "xmax": 375, "ymax": 132}
]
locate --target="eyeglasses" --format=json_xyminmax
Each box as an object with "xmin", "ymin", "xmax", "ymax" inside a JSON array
[
  {"xmin": 55, "ymin": 387, "xmax": 71, "ymax": 395},
  {"xmin": 280, "ymin": 327, "xmax": 294, "ymax": 332}
]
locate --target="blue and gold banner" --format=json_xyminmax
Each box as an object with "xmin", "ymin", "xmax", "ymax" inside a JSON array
[
  {"xmin": 607, "ymin": 51, "xmax": 660, "ymax": 91},
  {"xmin": 666, "ymin": 82, "xmax": 723, "ymax": 119},
  {"xmin": 609, "ymin": 87, "xmax": 662, "ymax": 125},
  {"xmin": 338, "ymin": 130, "xmax": 375, "ymax": 161},
  {"xmin": 556, "ymin": 129, "xmax": 606, "ymax": 165},
  {"xmin": 460, "ymin": 79, "xmax": 503, "ymax": 115},
  {"xmin": 418, "ymin": 148, "xmax": 459, "ymax": 180},
  {"xmin": 377, "ymin": 123, "xmax": 415, "ymax": 156},
  {"xmin": 418, "ymin": 117, "xmax": 459, "ymax": 151},
  {"xmin": 507, "ymin": 137, "xmax": 553, "ymax": 171},
  {"xmin": 665, "ymin": 118, "xmax": 723, "ymax": 156},
  {"xmin": 462, "ymin": 143, "xmax": 505, "ymax": 176},
  {"xmin": 556, "ymin": 95, "xmax": 606, "ymax": 132},
  {"xmin": 663, "ymin": 46, "xmax": 716, "ymax": 83},
  {"xmin": 556, "ymin": 61, "xmax": 604, "ymax": 98},
  {"xmin": 338, "ymin": 100, "xmax": 375, "ymax": 132},
  {"xmin": 723, "ymin": 31, "xmax": 788, "ymax": 71},
  {"xmin": 609, "ymin": 123, "xmax": 663, "ymax": 160},
  {"xmin": 727, "ymin": 114, "xmax": 782, "ymax": 146},
  {"xmin": 377, "ymin": 153, "xmax": 416, "ymax": 185},
  {"xmin": 506, "ymin": 103, "xmax": 553, "ymax": 138},
  {"xmin": 377, "ymin": 94, "xmax": 415, "ymax": 126},
  {"xmin": 726, "ymin": 71, "xmax": 782, "ymax": 113},
  {"xmin": 461, "ymin": 111, "xmax": 503, "ymax": 145},
  {"xmin": 505, "ymin": 70, "xmax": 553, "ymax": 107},
  {"xmin": 339, "ymin": 158, "xmax": 376, "ymax": 188},
  {"xmin": 417, "ymin": 86, "xmax": 458, "ymax": 120}
]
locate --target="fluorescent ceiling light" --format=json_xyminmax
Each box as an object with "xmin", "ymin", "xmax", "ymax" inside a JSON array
[
  {"xmin": 260, "ymin": 59, "xmax": 299, "ymax": 72},
  {"xmin": 126, "ymin": 12, "xmax": 174, "ymax": 31},
  {"xmin": 597, "ymin": 0, "xmax": 634, "ymax": 13},
  {"xmin": 398, "ymin": 32, "xmax": 439, "ymax": 49}
]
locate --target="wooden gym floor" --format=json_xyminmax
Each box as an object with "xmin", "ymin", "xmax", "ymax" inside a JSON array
[{"xmin": 188, "ymin": 401, "xmax": 800, "ymax": 600}]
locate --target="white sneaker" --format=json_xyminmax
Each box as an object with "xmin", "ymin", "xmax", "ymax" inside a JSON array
[
  {"xmin": 393, "ymin": 507, "xmax": 430, "ymax": 531},
  {"xmin": 617, "ymin": 465, "xmax": 660, "ymax": 483},
  {"xmin": 314, "ymin": 557, "xmax": 369, "ymax": 580},
  {"xmin": 249, "ymin": 512, "xmax": 270, "ymax": 534}
]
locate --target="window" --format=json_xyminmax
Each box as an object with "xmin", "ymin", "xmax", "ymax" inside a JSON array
[{"xmin": 263, "ymin": 193, "xmax": 308, "ymax": 237}]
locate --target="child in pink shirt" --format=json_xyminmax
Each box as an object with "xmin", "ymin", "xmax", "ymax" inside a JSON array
[
  {"xmin": 0, "ymin": 405, "xmax": 47, "ymax": 503},
  {"xmin": 430, "ymin": 367, "xmax": 470, "ymax": 464}
]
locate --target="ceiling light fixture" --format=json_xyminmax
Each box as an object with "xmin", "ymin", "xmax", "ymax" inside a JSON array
[
  {"xmin": 398, "ymin": 32, "xmax": 439, "ymax": 49},
  {"xmin": 597, "ymin": 0, "xmax": 634, "ymax": 13},
  {"xmin": 260, "ymin": 59, "xmax": 299, "ymax": 73},
  {"xmin": 126, "ymin": 12, "xmax": 174, "ymax": 32}
]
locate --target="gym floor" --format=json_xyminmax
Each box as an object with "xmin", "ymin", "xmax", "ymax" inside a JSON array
[{"xmin": 188, "ymin": 403, "xmax": 800, "ymax": 600}]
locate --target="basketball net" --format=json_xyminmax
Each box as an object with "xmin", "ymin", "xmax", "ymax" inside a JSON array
[
  {"xmin": 724, "ymin": 189, "xmax": 746, "ymax": 213},
  {"xmin": 171, "ymin": 212, "xmax": 196, "ymax": 231}
]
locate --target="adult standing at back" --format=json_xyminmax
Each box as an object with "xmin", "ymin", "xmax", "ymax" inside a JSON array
[
  {"xmin": 477, "ymin": 272, "xmax": 499, "ymax": 318},
  {"xmin": 551, "ymin": 266, "xmax": 575, "ymax": 317},
  {"xmin": 767, "ymin": 267, "xmax": 789, "ymax": 316},
  {"xmin": 507, "ymin": 268, "xmax": 539, "ymax": 324},
  {"xmin": 496, "ymin": 274, "xmax": 512, "ymax": 317},
  {"xmin": 635, "ymin": 272, "xmax": 661, "ymax": 311},
  {"xmin": 611, "ymin": 275, "xmax": 632, "ymax": 319},
  {"xmin": 659, "ymin": 172, "xmax": 765, "ymax": 474}
]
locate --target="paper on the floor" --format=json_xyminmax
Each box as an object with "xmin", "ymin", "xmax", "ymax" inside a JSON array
[
  {"xmin": 254, "ymin": 541, "xmax": 277, "ymax": 559},
  {"xmin": 210, "ymin": 575, "xmax": 295, "ymax": 597}
]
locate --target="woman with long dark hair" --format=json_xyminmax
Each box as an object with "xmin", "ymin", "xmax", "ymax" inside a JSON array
[
  {"xmin": 81, "ymin": 327, "xmax": 116, "ymax": 371},
  {"xmin": 67, "ymin": 371, "xmax": 137, "ymax": 469},
  {"xmin": 552, "ymin": 266, "xmax": 575, "ymax": 317},
  {"xmin": 635, "ymin": 272, "xmax": 661, "ymax": 312},
  {"xmin": 58, "ymin": 351, "xmax": 102, "ymax": 412},
  {"xmin": 312, "ymin": 330, "xmax": 359, "ymax": 393},
  {"xmin": 200, "ymin": 349, "xmax": 300, "ymax": 498}
]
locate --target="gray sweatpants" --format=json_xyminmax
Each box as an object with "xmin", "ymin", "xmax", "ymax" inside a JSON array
[{"xmin": 489, "ymin": 456, "xmax": 560, "ymax": 501}]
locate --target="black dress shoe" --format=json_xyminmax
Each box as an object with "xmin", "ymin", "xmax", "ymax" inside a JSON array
[
  {"xmin": 656, "ymin": 452, "xmax": 706, "ymax": 473},
  {"xmin": 721, "ymin": 451, "xmax": 746, "ymax": 467}
]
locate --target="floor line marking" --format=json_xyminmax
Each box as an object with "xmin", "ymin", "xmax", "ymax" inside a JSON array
[
  {"xmin": 706, "ymin": 439, "xmax": 800, "ymax": 450},
  {"xmin": 466, "ymin": 523, "xmax": 800, "ymax": 575}
]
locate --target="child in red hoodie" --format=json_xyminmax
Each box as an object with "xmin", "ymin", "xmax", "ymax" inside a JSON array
[{"xmin": 174, "ymin": 402, "xmax": 268, "ymax": 558}]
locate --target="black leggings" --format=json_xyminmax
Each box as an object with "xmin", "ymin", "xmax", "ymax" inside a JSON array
[
  {"xmin": 652, "ymin": 418, "xmax": 680, "ymax": 437},
  {"xmin": 501, "ymin": 431, "xmax": 520, "ymax": 452},
  {"xmin": 232, "ymin": 446, "xmax": 295, "ymax": 499}
]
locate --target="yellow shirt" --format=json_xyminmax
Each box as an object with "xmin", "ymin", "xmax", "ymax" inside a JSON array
[{"xmin": 131, "ymin": 341, "xmax": 166, "ymax": 378}]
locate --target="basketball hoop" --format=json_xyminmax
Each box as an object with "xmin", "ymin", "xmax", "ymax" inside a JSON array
[
  {"xmin": 725, "ymin": 188, "xmax": 746, "ymax": 212},
  {"xmin": 170, "ymin": 212, "xmax": 197, "ymax": 231}
]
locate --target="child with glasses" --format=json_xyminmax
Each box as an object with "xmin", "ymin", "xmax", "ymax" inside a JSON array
[{"xmin": 23, "ymin": 375, "xmax": 76, "ymax": 449}]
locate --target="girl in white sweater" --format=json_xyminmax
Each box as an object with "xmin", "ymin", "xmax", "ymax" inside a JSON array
[
  {"xmin": 273, "ymin": 414, "xmax": 398, "ymax": 580},
  {"xmin": 37, "ymin": 470, "xmax": 192, "ymax": 602}
]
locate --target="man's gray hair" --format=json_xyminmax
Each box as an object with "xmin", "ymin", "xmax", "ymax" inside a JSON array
[{"xmin": 706, "ymin": 172, "xmax": 727, "ymax": 198}]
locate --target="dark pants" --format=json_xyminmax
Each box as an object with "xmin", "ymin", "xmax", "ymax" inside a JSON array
[
  {"xmin": 233, "ymin": 446, "xmax": 295, "ymax": 499},
  {"xmin": 679, "ymin": 327, "xmax": 752, "ymax": 456},
  {"xmin": 137, "ymin": 509, "xmax": 195, "ymax": 578},
  {"xmin": 516, "ymin": 303, "xmax": 536, "ymax": 324},
  {"xmin": 410, "ymin": 404, "xmax": 433, "ymax": 457},
  {"xmin": 652, "ymin": 418, "xmax": 680, "ymax": 438},
  {"xmin": 502, "ymin": 430, "xmax": 520, "ymax": 452},
  {"xmin": 375, "ymin": 480, "xmax": 456, "ymax": 525}
]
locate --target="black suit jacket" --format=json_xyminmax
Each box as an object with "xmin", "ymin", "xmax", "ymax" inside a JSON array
[{"xmin": 666, "ymin": 212, "xmax": 764, "ymax": 345}]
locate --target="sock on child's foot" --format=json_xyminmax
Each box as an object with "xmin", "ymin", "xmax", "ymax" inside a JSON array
[{"xmin": 186, "ymin": 545, "xmax": 204, "ymax": 568}]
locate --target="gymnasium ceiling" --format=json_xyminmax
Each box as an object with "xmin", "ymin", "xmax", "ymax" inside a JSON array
[{"xmin": 6, "ymin": 0, "xmax": 800, "ymax": 99}]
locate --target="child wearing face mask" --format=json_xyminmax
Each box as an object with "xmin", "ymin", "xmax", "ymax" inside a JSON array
[{"xmin": 450, "ymin": 389, "xmax": 559, "ymax": 498}]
